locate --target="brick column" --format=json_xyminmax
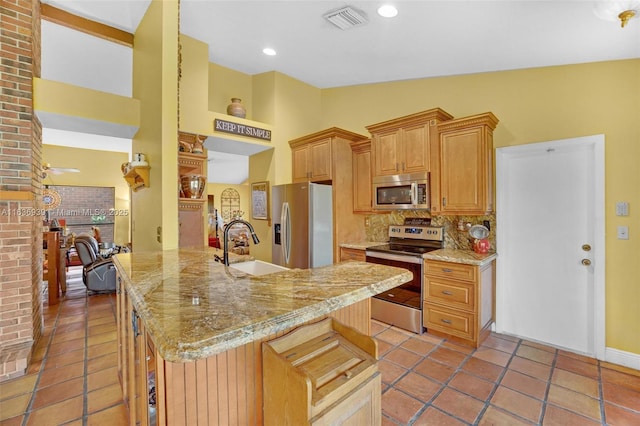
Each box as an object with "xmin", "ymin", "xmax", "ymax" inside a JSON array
[{"xmin": 0, "ymin": 0, "xmax": 43, "ymax": 381}]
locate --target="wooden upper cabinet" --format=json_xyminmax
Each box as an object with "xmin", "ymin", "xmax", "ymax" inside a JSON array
[
  {"xmin": 289, "ymin": 128, "xmax": 368, "ymax": 261},
  {"xmin": 309, "ymin": 138, "xmax": 332, "ymax": 181},
  {"xmin": 366, "ymin": 108, "xmax": 453, "ymax": 178},
  {"xmin": 291, "ymin": 143, "xmax": 310, "ymax": 182},
  {"xmin": 371, "ymin": 129, "xmax": 400, "ymax": 176},
  {"xmin": 291, "ymin": 137, "xmax": 331, "ymax": 182},
  {"xmin": 289, "ymin": 128, "xmax": 364, "ymax": 183},
  {"xmin": 401, "ymin": 123, "xmax": 430, "ymax": 174},
  {"xmin": 350, "ymin": 139, "xmax": 372, "ymax": 213},
  {"xmin": 432, "ymin": 112, "xmax": 499, "ymax": 215}
]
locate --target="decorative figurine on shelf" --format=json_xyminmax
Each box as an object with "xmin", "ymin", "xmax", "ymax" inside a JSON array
[
  {"xmin": 179, "ymin": 140, "xmax": 192, "ymax": 153},
  {"xmin": 192, "ymin": 135, "xmax": 205, "ymax": 154},
  {"xmin": 226, "ymin": 98, "xmax": 246, "ymax": 118}
]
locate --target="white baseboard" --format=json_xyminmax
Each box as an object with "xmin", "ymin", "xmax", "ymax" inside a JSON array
[{"xmin": 605, "ymin": 347, "xmax": 640, "ymax": 371}]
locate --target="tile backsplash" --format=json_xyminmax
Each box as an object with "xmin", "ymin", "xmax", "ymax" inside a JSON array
[{"xmin": 365, "ymin": 211, "xmax": 496, "ymax": 251}]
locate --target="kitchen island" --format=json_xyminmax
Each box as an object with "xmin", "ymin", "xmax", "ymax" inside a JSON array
[{"xmin": 113, "ymin": 247, "xmax": 411, "ymax": 425}]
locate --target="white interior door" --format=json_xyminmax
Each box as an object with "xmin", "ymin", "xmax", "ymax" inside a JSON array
[{"xmin": 496, "ymin": 135, "xmax": 605, "ymax": 358}]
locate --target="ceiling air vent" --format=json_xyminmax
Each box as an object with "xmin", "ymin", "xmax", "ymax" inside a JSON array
[{"xmin": 323, "ymin": 6, "xmax": 368, "ymax": 30}]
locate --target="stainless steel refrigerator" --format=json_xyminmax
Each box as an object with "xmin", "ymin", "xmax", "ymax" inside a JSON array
[{"xmin": 272, "ymin": 182, "xmax": 333, "ymax": 269}]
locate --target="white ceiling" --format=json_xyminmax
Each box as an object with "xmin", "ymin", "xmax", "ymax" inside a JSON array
[
  {"xmin": 40, "ymin": 0, "xmax": 640, "ymax": 183},
  {"xmin": 45, "ymin": 0, "xmax": 640, "ymax": 88}
]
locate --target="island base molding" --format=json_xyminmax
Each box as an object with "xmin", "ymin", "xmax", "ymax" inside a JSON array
[{"xmin": 118, "ymin": 296, "xmax": 372, "ymax": 426}]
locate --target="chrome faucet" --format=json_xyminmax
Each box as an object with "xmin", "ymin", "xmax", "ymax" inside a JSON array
[{"xmin": 223, "ymin": 219, "xmax": 260, "ymax": 266}]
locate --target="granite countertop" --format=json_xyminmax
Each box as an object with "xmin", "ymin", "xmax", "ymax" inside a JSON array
[
  {"xmin": 113, "ymin": 247, "xmax": 412, "ymax": 362},
  {"xmin": 340, "ymin": 241, "xmax": 388, "ymax": 250},
  {"xmin": 423, "ymin": 249, "xmax": 497, "ymax": 266}
]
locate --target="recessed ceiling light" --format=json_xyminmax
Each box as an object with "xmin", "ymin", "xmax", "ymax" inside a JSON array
[
  {"xmin": 263, "ymin": 47, "xmax": 276, "ymax": 56},
  {"xmin": 377, "ymin": 5, "xmax": 398, "ymax": 18}
]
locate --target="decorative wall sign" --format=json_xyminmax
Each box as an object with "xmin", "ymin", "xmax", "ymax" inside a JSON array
[
  {"xmin": 214, "ymin": 118, "xmax": 272, "ymax": 141},
  {"xmin": 251, "ymin": 181, "xmax": 269, "ymax": 221}
]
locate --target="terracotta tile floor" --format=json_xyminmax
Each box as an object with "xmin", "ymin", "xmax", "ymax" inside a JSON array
[
  {"xmin": 0, "ymin": 267, "xmax": 128, "ymax": 426},
  {"xmin": 2, "ymin": 268, "xmax": 639, "ymax": 425},
  {"xmin": 372, "ymin": 321, "xmax": 640, "ymax": 425}
]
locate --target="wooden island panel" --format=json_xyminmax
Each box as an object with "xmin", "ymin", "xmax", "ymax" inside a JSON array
[
  {"xmin": 114, "ymin": 248, "xmax": 410, "ymax": 425},
  {"xmin": 154, "ymin": 299, "xmax": 370, "ymax": 425}
]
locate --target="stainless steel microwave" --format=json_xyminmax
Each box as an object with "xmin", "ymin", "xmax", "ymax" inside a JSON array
[{"xmin": 372, "ymin": 172, "xmax": 430, "ymax": 210}]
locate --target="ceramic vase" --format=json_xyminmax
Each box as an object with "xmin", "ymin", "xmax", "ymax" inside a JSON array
[{"xmin": 226, "ymin": 98, "xmax": 246, "ymax": 118}]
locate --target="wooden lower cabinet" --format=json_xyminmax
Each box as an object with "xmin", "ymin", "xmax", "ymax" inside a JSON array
[
  {"xmin": 340, "ymin": 247, "xmax": 366, "ymax": 262},
  {"xmin": 311, "ymin": 375, "xmax": 380, "ymax": 426},
  {"xmin": 423, "ymin": 259, "xmax": 495, "ymax": 347},
  {"xmin": 263, "ymin": 318, "xmax": 380, "ymax": 426},
  {"xmin": 116, "ymin": 279, "xmax": 374, "ymax": 426},
  {"xmin": 116, "ymin": 273, "xmax": 156, "ymax": 426}
]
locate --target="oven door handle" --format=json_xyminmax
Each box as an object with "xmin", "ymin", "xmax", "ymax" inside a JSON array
[{"xmin": 365, "ymin": 250, "xmax": 423, "ymax": 265}]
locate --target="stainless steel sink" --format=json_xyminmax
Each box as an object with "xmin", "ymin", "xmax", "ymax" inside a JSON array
[{"xmin": 229, "ymin": 260, "xmax": 289, "ymax": 276}]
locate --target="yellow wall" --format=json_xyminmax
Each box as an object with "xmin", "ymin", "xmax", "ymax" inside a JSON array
[
  {"xmin": 179, "ymin": 35, "xmax": 210, "ymax": 135},
  {"xmin": 319, "ymin": 60, "xmax": 640, "ymax": 355},
  {"xmin": 34, "ymin": 78, "xmax": 140, "ymax": 129},
  {"xmin": 131, "ymin": 0, "xmax": 179, "ymax": 251},
  {"xmin": 248, "ymin": 149, "xmax": 276, "ymax": 262},
  {"xmin": 42, "ymin": 145, "xmax": 130, "ymax": 245},
  {"xmin": 209, "ymin": 63, "xmax": 254, "ymax": 120},
  {"xmin": 207, "ymin": 182, "xmax": 250, "ymax": 223}
]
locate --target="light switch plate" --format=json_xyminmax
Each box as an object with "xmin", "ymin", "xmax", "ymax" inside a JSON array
[
  {"xmin": 617, "ymin": 225, "xmax": 629, "ymax": 240},
  {"xmin": 616, "ymin": 201, "xmax": 629, "ymax": 216}
]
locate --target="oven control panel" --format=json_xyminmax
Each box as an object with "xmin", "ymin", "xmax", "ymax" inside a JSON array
[{"xmin": 388, "ymin": 226, "xmax": 443, "ymax": 241}]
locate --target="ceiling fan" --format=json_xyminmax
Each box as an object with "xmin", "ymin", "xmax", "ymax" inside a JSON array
[{"xmin": 42, "ymin": 163, "xmax": 80, "ymax": 177}]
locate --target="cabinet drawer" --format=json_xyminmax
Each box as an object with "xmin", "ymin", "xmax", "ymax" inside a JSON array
[
  {"xmin": 425, "ymin": 260, "xmax": 476, "ymax": 282},
  {"xmin": 423, "ymin": 303, "xmax": 475, "ymax": 341},
  {"xmin": 424, "ymin": 277, "xmax": 475, "ymax": 311},
  {"xmin": 340, "ymin": 248, "xmax": 366, "ymax": 262}
]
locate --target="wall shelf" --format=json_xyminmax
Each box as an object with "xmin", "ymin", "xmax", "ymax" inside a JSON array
[
  {"xmin": 178, "ymin": 198, "xmax": 206, "ymax": 210},
  {"xmin": 178, "ymin": 131, "xmax": 208, "ymax": 248},
  {"xmin": 123, "ymin": 165, "xmax": 150, "ymax": 191}
]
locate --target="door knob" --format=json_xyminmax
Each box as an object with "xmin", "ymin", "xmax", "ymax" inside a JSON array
[
  {"xmin": 582, "ymin": 244, "xmax": 591, "ymax": 252},
  {"xmin": 581, "ymin": 259, "xmax": 591, "ymax": 266}
]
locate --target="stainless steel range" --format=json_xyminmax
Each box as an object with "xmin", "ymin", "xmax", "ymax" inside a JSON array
[{"xmin": 366, "ymin": 218, "xmax": 444, "ymax": 334}]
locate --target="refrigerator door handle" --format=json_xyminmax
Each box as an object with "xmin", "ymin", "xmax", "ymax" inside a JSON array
[{"xmin": 282, "ymin": 202, "xmax": 291, "ymax": 264}]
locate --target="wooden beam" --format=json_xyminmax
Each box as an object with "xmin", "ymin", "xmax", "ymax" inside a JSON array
[
  {"xmin": 40, "ymin": 3, "xmax": 134, "ymax": 48},
  {"xmin": 0, "ymin": 191, "xmax": 33, "ymax": 201}
]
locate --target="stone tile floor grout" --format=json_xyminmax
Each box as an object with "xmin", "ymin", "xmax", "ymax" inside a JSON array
[{"xmin": 1, "ymin": 268, "xmax": 639, "ymax": 425}]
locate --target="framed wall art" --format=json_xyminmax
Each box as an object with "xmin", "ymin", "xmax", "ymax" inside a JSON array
[{"xmin": 251, "ymin": 181, "xmax": 269, "ymax": 221}]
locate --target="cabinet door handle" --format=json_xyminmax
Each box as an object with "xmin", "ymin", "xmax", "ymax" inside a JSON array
[
  {"xmin": 402, "ymin": 162, "xmax": 405, "ymax": 171},
  {"xmin": 442, "ymin": 197, "xmax": 447, "ymax": 206},
  {"xmin": 441, "ymin": 319, "xmax": 453, "ymax": 324},
  {"xmin": 395, "ymin": 163, "xmax": 399, "ymax": 171},
  {"xmin": 131, "ymin": 310, "xmax": 140, "ymax": 337},
  {"xmin": 442, "ymin": 290, "xmax": 454, "ymax": 296},
  {"xmin": 442, "ymin": 268, "xmax": 453, "ymax": 273}
]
